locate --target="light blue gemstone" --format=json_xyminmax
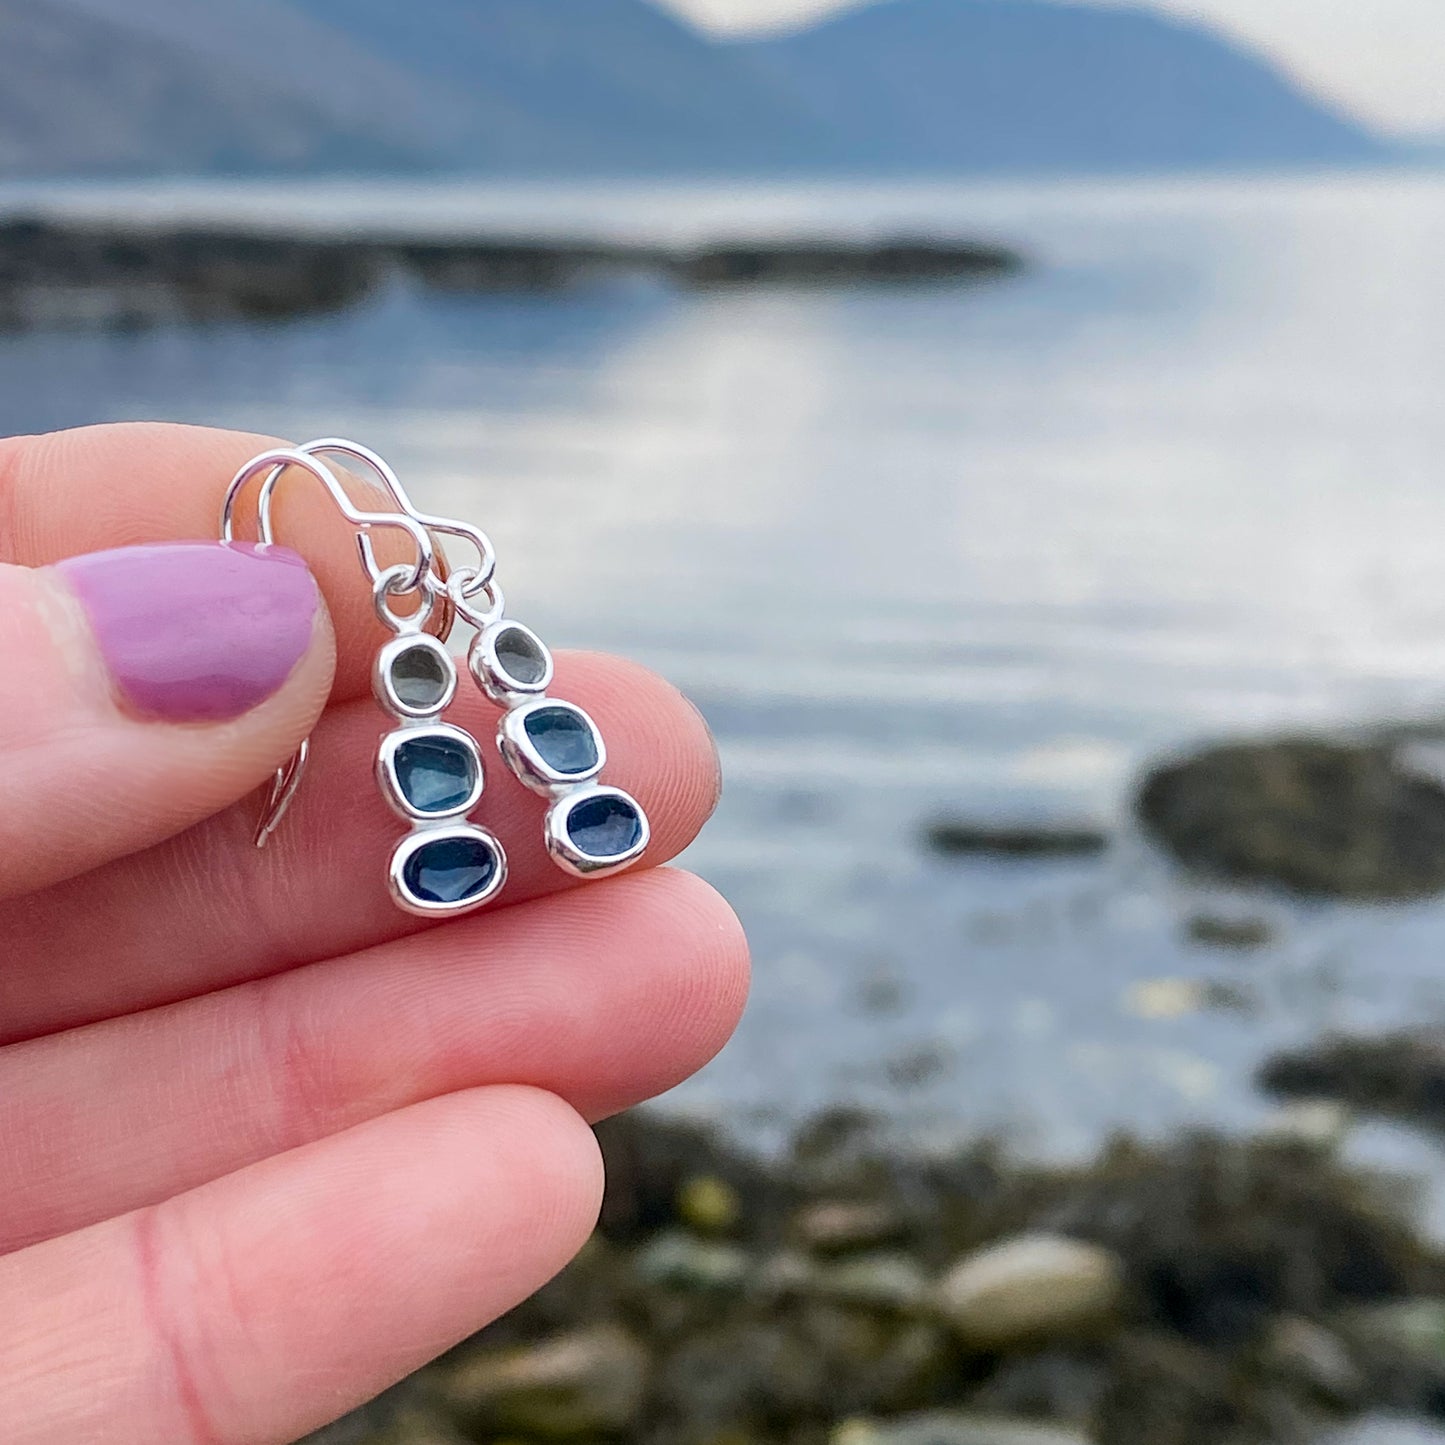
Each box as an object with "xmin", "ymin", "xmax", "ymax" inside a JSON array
[
  {"xmin": 403, "ymin": 834, "xmax": 498, "ymax": 905},
  {"xmin": 394, "ymin": 734, "xmax": 478, "ymax": 814},
  {"xmin": 524, "ymin": 705, "xmax": 600, "ymax": 776},
  {"xmin": 567, "ymin": 793, "xmax": 644, "ymax": 859}
]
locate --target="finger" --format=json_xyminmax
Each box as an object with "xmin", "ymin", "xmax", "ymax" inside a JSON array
[
  {"xmin": 0, "ymin": 869, "xmax": 746, "ymax": 1253},
  {"xmin": 0, "ymin": 651, "xmax": 720, "ymax": 1042},
  {"xmin": 0, "ymin": 544, "xmax": 333, "ymax": 898},
  {"xmin": 0, "ymin": 1087, "xmax": 602, "ymax": 1445},
  {"xmin": 0, "ymin": 424, "xmax": 445, "ymax": 701}
]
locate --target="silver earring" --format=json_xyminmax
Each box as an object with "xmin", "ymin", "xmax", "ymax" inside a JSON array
[
  {"xmin": 301, "ymin": 438, "xmax": 653, "ymax": 881},
  {"xmin": 220, "ymin": 443, "xmax": 507, "ymax": 918}
]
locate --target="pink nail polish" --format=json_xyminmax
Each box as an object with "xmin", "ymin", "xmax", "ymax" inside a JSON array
[{"xmin": 56, "ymin": 542, "xmax": 320, "ymax": 723}]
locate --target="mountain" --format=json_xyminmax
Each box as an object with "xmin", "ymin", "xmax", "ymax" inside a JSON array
[
  {"xmin": 287, "ymin": 0, "xmax": 839, "ymax": 170},
  {"xmin": 0, "ymin": 0, "xmax": 1396, "ymax": 180},
  {"xmin": 0, "ymin": 0, "xmax": 433, "ymax": 178},
  {"xmin": 736, "ymin": 0, "xmax": 1390, "ymax": 171}
]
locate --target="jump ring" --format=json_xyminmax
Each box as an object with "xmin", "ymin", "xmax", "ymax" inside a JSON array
[{"xmin": 373, "ymin": 563, "xmax": 436, "ymax": 636}]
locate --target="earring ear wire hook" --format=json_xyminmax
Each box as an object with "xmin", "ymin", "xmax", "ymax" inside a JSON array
[
  {"xmin": 220, "ymin": 446, "xmax": 441, "ymax": 848},
  {"xmin": 297, "ymin": 437, "xmax": 499, "ymax": 601}
]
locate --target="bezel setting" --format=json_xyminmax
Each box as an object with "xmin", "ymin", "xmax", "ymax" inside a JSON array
[
  {"xmin": 389, "ymin": 825, "xmax": 507, "ymax": 917},
  {"xmin": 373, "ymin": 633, "xmax": 458, "ymax": 720},
  {"xmin": 498, "ymin": 698, "xmax": 607, "ymax": 794},
  {"xmin": 544, "ymin": 785, "xmax": 650, "ymax": 878},
  {"xmin": 376, "ymin": 722, "xmax": 485, "ymax": 822},
  {"xmin": 469, "ymin": 620, "xmax": 555, "ymax": 706}
]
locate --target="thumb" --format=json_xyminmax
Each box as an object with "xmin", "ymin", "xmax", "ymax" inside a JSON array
[{"xmin": 0, "ymin": 541, "xmax": 334, "ymax": 899}]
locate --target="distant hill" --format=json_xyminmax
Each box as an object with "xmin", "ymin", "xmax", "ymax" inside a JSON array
[
  {"xmin": 736, "ymin": 0, "xmax": 1392, "ymax": 171},
  {"xmin": 288, "ymin": 0, "xmax": 839, "ymax": 170},
  {"xmin": 0, "ymin": 0, "xmax": 433, "ymax": 178},
  {"xmin": 0, "ymin": 0, "xmax": 1397, "ymax": 180}
]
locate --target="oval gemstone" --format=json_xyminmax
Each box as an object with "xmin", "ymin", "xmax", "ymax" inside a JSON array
[
  {"xmin": 567, "ymin": 793, "xmax": 644, "ymax": 859},
  {"xmin": 390, "ymin": 644, "xmax": 452, "ymax": 712},
  {"xmin": 493, "ymin": 625, "xmax": 550, "ymax": 688},
  {"xmin": 394, "ymin": 734, "xmax": 479, "ymax": 814},
  {"xmin": 402, "ymin": 834, "xmax": 499, "ymax": 905},
  {"xmin": 524, "ymin": 705, "xmax": 601, "ymax": 777}
]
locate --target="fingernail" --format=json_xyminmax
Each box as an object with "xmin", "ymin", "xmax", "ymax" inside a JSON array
[{"xmin": 55, "ymin": 542, "xmax": 320, "ymax": 723}]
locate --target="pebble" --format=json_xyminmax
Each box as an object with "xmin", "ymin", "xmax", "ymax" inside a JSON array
[
  {"xmin": 677, "ymin": 1174, "xmax": 743, "ymax": 1236},
  {"xmin": 934, "ymin": 1235, "xmax": 1125, "ymax": 1350},
  {"xmin": 436, "ymin": 1325, "xmax": 648, "ymax": 1439},
  {"xmin": 1319, "ymin": 1419, "xmax": 1445, "ymax": 1445},
  {"xmin": 833, "ymin": 1412, "xmax": 1090, "ymax": 1445},
  {"xmin": 1338, "ymin": 1298, "xmax": 1445, "ymax": 1363},
  {"xmin": 633, "ymin": 1230, "xmax": 752, "ymax": 1293},
  {"xmin": 1265, "ymin": 1315, "xmax": 1363, "ymax": 1404},
  {"xmin": 813, "ymin": 1251, "xmax": 931, "ymax": 1311},
  {"xmin": 797, "ymin": 1200, "xmax": 908, "ymax": 1255}
]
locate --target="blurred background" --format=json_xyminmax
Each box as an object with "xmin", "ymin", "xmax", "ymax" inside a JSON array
[{"xmin": 8, "ymin": 2, "xmax": 1445, "ymax": 1442}]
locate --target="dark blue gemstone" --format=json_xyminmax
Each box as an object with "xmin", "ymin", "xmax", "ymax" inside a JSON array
[
  {"xmin": 524, "ymin": 705, "xmax": 600, "ymax": 777},
  {"xmin": 403, "ymin": 834, "xmax": 498, "ymax": 905},
  {"xmin": 567, "ymin": 793, "xmax": 644, "ymax": 859},
  {"xmin": 394, "ymin": 734, "xmax": 479, "ymax": 814}
]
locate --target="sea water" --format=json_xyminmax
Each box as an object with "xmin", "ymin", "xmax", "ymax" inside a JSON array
[{"xmin": 6, "ymin": 170, "xmax": 1445, "ymax": 1159}]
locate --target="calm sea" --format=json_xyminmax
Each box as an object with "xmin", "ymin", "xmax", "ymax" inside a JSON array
[{"xmin": 7, "ymin": 171, "xmax": 1445, "ymax": 1160}]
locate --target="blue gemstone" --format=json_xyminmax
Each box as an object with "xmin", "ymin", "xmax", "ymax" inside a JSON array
[
  {"xmin": 567, "ymin": 793, "xmax": 644, "ymax": 859},
  {"xmin": 403, "ymin": 834, "xmax": 498, "ymax": 905},
  {"xmin": 394, "ymin": 734, "xmax": 479, "ymax": 814},
  {"xmin": 524, "ymin": 705, "xmax": 601, "ymax": 777}
]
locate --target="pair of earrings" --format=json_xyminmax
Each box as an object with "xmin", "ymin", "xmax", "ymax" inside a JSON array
[{"xmin": 220, "ymin": 439, "xmax": 650, "ymax": 918}]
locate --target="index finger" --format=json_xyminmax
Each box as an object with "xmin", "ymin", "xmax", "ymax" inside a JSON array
[{"xmin": 0, "ymin": 423, "xmax": 428, "ymax": 700}]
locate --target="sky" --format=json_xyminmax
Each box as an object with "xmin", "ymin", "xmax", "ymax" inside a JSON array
[{"xmin": 660, "ymin": 0, "xmax": 1445, "ymax": 137}]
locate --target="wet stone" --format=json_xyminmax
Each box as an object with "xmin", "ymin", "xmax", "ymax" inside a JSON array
[
  {"xmin": 567, "ymin": 793, "xmax": 644, "ymax": 859},
  {"xmin": 394, "ymin": 734, "xmax": 479, "ymax": 815},
  {"xmin": 525, "ymin": 705, "xmax": 601, "ymax": 776},
  {"xmin": 494, "ymin": 624, "xmax": 550, "ymax": 687},
  {"xmin": 390, "ymin": 644, "xmax": 451, "ymax": 711},
  {"xmin": 402, "ymin": 834, "xmax": 498, "ymax": 905}
]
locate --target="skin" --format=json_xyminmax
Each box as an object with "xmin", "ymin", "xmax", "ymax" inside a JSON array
[{"xmin": 0, "ymin": 423, "xmax": 749, "ymax": 1445}]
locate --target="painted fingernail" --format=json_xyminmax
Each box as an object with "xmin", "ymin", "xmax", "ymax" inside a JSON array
[{"xmin": 55, "ymin": 542, "xmax": 320, "ymax": 723}]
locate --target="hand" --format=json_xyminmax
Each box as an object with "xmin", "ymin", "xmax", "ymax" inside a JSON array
[{"xmin": 0, "ymin": 424, "xmax": 747, "ymax": 1445}]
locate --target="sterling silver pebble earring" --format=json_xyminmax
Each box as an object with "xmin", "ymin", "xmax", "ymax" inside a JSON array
[
  {"xmin": 453, "ymin": 576, "xmax": 651, "ymax": 879},
  {"xmin": 291, "ymin": 438, "xmax": 653, "ymax": 882},
  {"xmin": 220, "ymin": 444, "xmax": 507, "ymax": 917}
]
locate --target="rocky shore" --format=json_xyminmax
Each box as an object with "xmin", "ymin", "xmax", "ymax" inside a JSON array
[
  {"xmin": 0, "ymin": 218, "xmax": 1024, "ymax": 330},
  {"xmin": 294, "ymin": 720, "xmax": 1445, "ymax": 1445},
  {"xmin": 300, "ymin": 1099, "xmax": 1445, "ymax": 1445}
]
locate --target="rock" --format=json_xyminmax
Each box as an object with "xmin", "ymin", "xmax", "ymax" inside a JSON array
[
  {"xmin": 1184, "ymin": 912, "xmax": 1275, "ymax": 950},
  {"xmin": 1320, "ymin": 1418, "xmax": 1445, "ymax": 1445},
  {"xmin": 1258, "ymin": 1099, "xmax": 1352, "ymax": 1151},
  {"xmin": 435, "ymin": 1325, "xmax": 649, "ymax": 1440},
  {"xmin": 1259, "ymin": 1032, "xmax": 1445, "ymax": 1134},
  {"xmin": 966, "ymin": 1350, "xmax": 1108, "ymax": 1425},
  {"xmin": 831, "ymin": 1413, "xmax": 1090, "ymax": 1445},
  {"xmin": 813, "ymin": 1252, "xmax": 932, "ymax": 1311},
  {"xmin": 923, "ymin": 819, "xmax": 1110, "ymax": 860},
  {"xmin": 672, "ymin": 238, "xmax": 1023, "ymax": 288},
  {"xmin": 633, "ymin": 1231, "xmax": 752, "ymax": 1293},
  {"xmin": 0, "ymin": 220, "xmax": 1026, "ymax": 333},
  {"xmin": 1264, "ymin": 1315, "xmax": 1363, "ymax": 1405},
  {"xmin": 796, "ymin": 1200, "xmax": 909, "ymax": 1256},
  {"xmin": 1337, "ymin": 1299, "xmax": 1445, "ymax": 1365},
  {"xmin": 934, "ymin": 1236, "xmax": 1125, "ymax": 1350},
  {"xmin": 1137, "ymin": 737, "xmax": 1445, "ymax": 899},
  {"xmin": 677, "ymin": 1174, "xmax": 743, "ymax": 1236}
]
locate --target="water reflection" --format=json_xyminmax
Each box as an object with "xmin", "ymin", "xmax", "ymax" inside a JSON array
[{"xmin": 7, "ymin": 172, "xmax": 1445, "ymax": 1152}]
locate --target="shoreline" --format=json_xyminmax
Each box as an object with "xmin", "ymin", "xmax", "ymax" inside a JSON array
[{"xmin": 0, "ymin": 217, "xmax": 1024, "ymax": 331}]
